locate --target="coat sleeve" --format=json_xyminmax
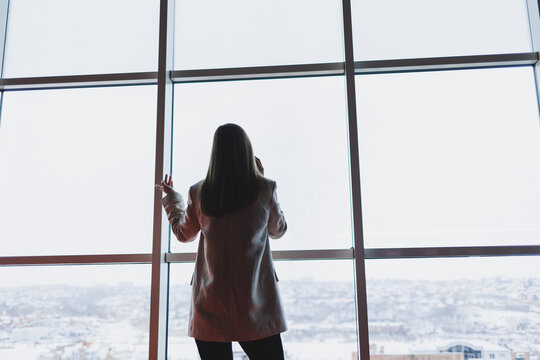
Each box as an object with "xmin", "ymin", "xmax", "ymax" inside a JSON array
[
  {"xmin": 268, "ymin": 181, "xmax": 287, "ymax": 239},
  {"xmin": 161, "ymin": 187, "xmax": 200, "ymax": 243}
]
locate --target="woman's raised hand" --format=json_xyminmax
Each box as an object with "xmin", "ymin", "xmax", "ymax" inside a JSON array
[
  {"xmin": 155, "ymin": 174, "xmax": 175, "ymax": 195},
  {"xmin": 255, "ymin": 156, "xmax": 264, "ymax": 175}
]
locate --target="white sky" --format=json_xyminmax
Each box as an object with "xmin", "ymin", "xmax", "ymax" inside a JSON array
[
  {"xmin": 357, "ymin": 67, "xmax": 540, "ymax": 248},
  {"xmin": 0, "ymin": 86, "xmax": 157, "ymax": 256},
  {"xmin": 3, "ymin": 0, "xmax": 159, "ymax": 77},
  {"xmin": 352, "ymin": 0, "xmax": 532, "ymax": 60}
]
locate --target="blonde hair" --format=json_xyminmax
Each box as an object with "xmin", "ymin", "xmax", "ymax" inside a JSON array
[{"xmin": 200, "ymin": 123, "xmax": 271, "ymax": 217}]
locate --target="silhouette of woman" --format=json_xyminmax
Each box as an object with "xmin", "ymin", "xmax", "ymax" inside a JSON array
[{"xmin": 155, "ymin": 123, "xmax": 287, "ymax": 360}]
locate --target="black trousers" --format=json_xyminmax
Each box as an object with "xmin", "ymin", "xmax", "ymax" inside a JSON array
[{"xmin": 195, "ymin": 334, "xmax": 284, "ymax": 360}]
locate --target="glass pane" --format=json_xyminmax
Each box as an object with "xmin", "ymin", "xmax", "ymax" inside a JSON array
[
  {"xmin": 0, "ymin": 86, "xmax": 157, "ymax": 255},
  {"xmin": 366, "ymin": 257, "xmax": 540, "ymax": 359},
  {"xmin": 352, "ymin": 0, "xmax": 532, "ymax": 60},
  {"xmin": 170, "ymin": 77, "xmax": 352, "ymax": 252},
  {"xmin": 169, "ymin": 260, "xmax": 356, "ymax": 360},
  {"xmin": 174, "ymin": 0, "xmax": 344, "ymax": 70},
  {"xmin": 356, "ymin": 67, "xmax": 540, "ymax": 248},
  {"xmin": 3, "ymin": 0, "xmax": 159, "ymax": 77},
  {"xmin": 168, "ymin": 263, "xmax": 199, "ymax": 360},
  {"xmin": 275, "ymin": 260, "xmax": 356, "ymax": 360},
  {"xmin": 0, "ymin": 264, "xmax": 151, "ymax": 360}
]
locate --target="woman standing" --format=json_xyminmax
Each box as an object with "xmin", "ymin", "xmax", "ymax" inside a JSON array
[{"xmin": 155, "ymin": 123, "xmax": 288, "ymax": 360}]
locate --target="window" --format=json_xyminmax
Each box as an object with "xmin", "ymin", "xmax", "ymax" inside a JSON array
[
  {"xmin": 173, "ymin": 0, "xmax": 343, "ymax": 69},
  {"xmin": 0, "ymin": 86, "xmax": 157, "ymax": 255},
  {"xmin": 169, "ymin": 260, "xmax": 357, "ymax": 360},
  {"xmin": 3, "ymin": 0, "xmax": 159, "ymax": 77},
  {"xmin": 1, "ymin": 0, "xmax": 539, "ymax": 359},
  {"xmin": 0, "ymin": 265, "xmax": 151, "ymax": 360},
  {"xmin": 171, "ymin": 77, "xmax": 352, "ymax": 252},
  {"xmin": 351, "ymin": 0, "xmax": 532, "ymax": 60},
  {"xmin": 366, "ymin": 257, "xmax": 540, "ymax": 357},
  {"xmin": 356, "ymin": 67, "xmax": 540, "ymax": 248}
]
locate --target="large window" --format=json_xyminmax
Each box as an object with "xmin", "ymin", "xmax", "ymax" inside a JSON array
[
  {"xmin": 365, "ymin": 257, "xmax": 540, "ymax": 356},
  {"xmin": 351, "ymin": 0, "xmax": 532, "ymax": 60},
  {"xmin": 3, "ymin": 0, "xmax": 159, "ymax": 76},
  {"xmin": 168, "ymin": 261, "xmax": 357, "ymax": 360},
  {"xmin": 0, "ymin": 86, "xmax": 157, "ymax": 255},
  {"xmin": 1, "ymin": 0, "xmax": 539, "ymax": 359},
  {"xmin": 0, "ymin": 265, "xmax": 151, "ymax": 360},
  {"xmin": 173, "ymin": 0, "xmax": 343, "ymax": 69},
  {"xmin": 356, "ymin": 67, "xmax": 540, "ymax": 248},
  {"xmin": 171, "ymin": 77, "xmax": 351, "ymax": 252}
]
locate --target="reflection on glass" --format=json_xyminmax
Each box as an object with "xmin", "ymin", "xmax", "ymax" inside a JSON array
[
  {"xmin": 352, "ymin": 0, "xmax": 532, "ymax": 60},
  {"xmin": 169, "ymin": 260, "xmax": 356, "ymax": 360},
  {"xmin": 174, "ymin": 0, "xmax": 343, "ymax": 69},
  {"xmin": 0, "ymin": 265, "xmax": 151, "ymax": 360},
  {"xmin": 365, "ymin": 257, "xmax": 540, "ymax": 360},
  {"xmin": 356, "ymin": 67, "xmax": 540, "ymax": 248},
  {"xmin": 170, "ymin": 77, "xmax": 352, "ymax": 252},
  {"xmin": 3, "ymin": 0, "xmax": 159, "ymax": 77},
  {"xmin": 0, "ymin": 86, "xmax": 157, "ymax": 255}
]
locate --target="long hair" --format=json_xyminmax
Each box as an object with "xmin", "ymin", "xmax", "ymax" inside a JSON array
[{"xmin": 200, "ymin": 123, "xmax": 270, "ymax": 217}]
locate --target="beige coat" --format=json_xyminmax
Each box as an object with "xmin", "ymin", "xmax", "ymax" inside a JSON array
[{"xmin": 162, "ymin": 179, "xmax": 288, "ymax": 342}]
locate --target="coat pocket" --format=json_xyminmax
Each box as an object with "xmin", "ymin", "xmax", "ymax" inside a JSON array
[
  {"xmin": 274, "ymin": 269, "xmax": 279, "ymax": 282},
  {"xmin": 190, "ymin": 272, "xmax": 194, "ymax": 286}
]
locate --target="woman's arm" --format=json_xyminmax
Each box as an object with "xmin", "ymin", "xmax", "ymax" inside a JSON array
[
  {"xmin": 156, "ymin": 175, "xmax": 200, "ymax": 243},
  {"xmin": 268, "ymin": 181, "xmax": 287, "ymax": 239}
]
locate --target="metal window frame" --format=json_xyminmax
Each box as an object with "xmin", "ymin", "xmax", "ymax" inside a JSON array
[
  {"xmin": 0, "ymin": 53, "xmax": 535, "ymax": 91},
  {"xmin": 147, "ymin": 0, "xmax": 175, "ymax": 359},
  {"xmin": 0, "ymin": 0, "xmax": 539, "ymax": 359},
  {"xmin": 0, "ymin": 0, "xmax": 8, "ymax": 77},
  {"xmin": 527, "ymin": 0, "xmax": 540, "ymax": 111},
  {"xmin": 1, "ymin": 246, "xmax": 540, "ymax": 267},
  {"xmin": 340, "ymin": 0, "xmax": 370, "ymax": 359},
  {"xmin": 0, "ymin": 0, "xmax": 9, "ymax": 124}
]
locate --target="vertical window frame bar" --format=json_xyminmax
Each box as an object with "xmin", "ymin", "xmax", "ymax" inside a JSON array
[
  {"xmin": 341, "ymin": 0, "xmax": 371, "ymax": 359},
  {"xmin": 0, "ymin": 0, "xmax": 9, "ymax": 124},
  {"xmin": 0, "ymin": 0, "xmax": 9, "ymax": 78},
  {"xmin": 527, "ymin": 1, "xmax": 540, "ymax": 113},
  {"xmin": 148, "ymin": 0, "xmax": 174, "ymax": 359}
]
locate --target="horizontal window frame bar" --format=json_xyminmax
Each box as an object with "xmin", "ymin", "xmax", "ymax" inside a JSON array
[
  {"xmin": 172, "ymin": 53, "xmax": 538, "ymax": 82},
  {"xmin": 0, "ymin": 53, "xmax": 536, "ymax": 90},
  {"xmin": 0, "ymin": 254, "xmax": 153, "ymax": 266},
  {"xmin": 0, "ymin": 71, "xmax": 158, "ymax": 91},
  {"xmin": 170, "ymin": 62, "xmax": 345, "ymax": 83},
  {"xmin": 1, "ymin": 246, "xmax": 538, "ymax": 266},
  {"xmin": 355, "ymin": 52, "xmax": 538, "ymax": 75},
  {"xmin": 272, "ymin": 248, "xmax": 354, "ymax": 260},
  {"xmin": 364, "ymin": 245, "xmax": 540, "ymax": 259},
  {"xmin": 165, "ymin": 249, "xmax": 355, "ymax": 263}
]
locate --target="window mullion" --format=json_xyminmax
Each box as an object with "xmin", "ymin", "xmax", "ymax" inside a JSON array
[
  {"xmin": 148, "ymin": 0, "xmax": 174, "ymax": 359},
  {"xmin": 526, "ymin": 0, "xmax": 540, "ymax": 111},
  {"xmin": 0, "ymin": 0, "xmax": 9, "ymax": 78},
  {"xmin": 341, "ymin": 0, "xmax": 370, "ymax": 360}
]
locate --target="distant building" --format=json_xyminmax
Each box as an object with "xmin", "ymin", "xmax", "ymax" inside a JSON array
[
  {"xmin": 353, "ymin": 351, "xmax": 461, "ymax": 360},
  {"xmin": 438, "ymin": 340, "xmax": 512, "ymax": 360},
  {"xmin": 512, "ymin": 352, "xmax": 529, "ymax": 360},
  {"xmin": 371, "ymin": 354, "xmax": 463, "ymax": 360},
  {"xmin": 352, "ymin": 340, "xmax": 523, "ymax": 360}
]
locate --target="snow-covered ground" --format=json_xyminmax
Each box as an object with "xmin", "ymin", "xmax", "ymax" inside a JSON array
[{"xmin": 1, "ymin": 277, "xmax": 539, "ymax": 359}]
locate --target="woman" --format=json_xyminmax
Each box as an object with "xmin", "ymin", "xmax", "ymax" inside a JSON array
[{"xmin": 155, "ymin": 123, "xmax": 288, "ymax": 360}]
